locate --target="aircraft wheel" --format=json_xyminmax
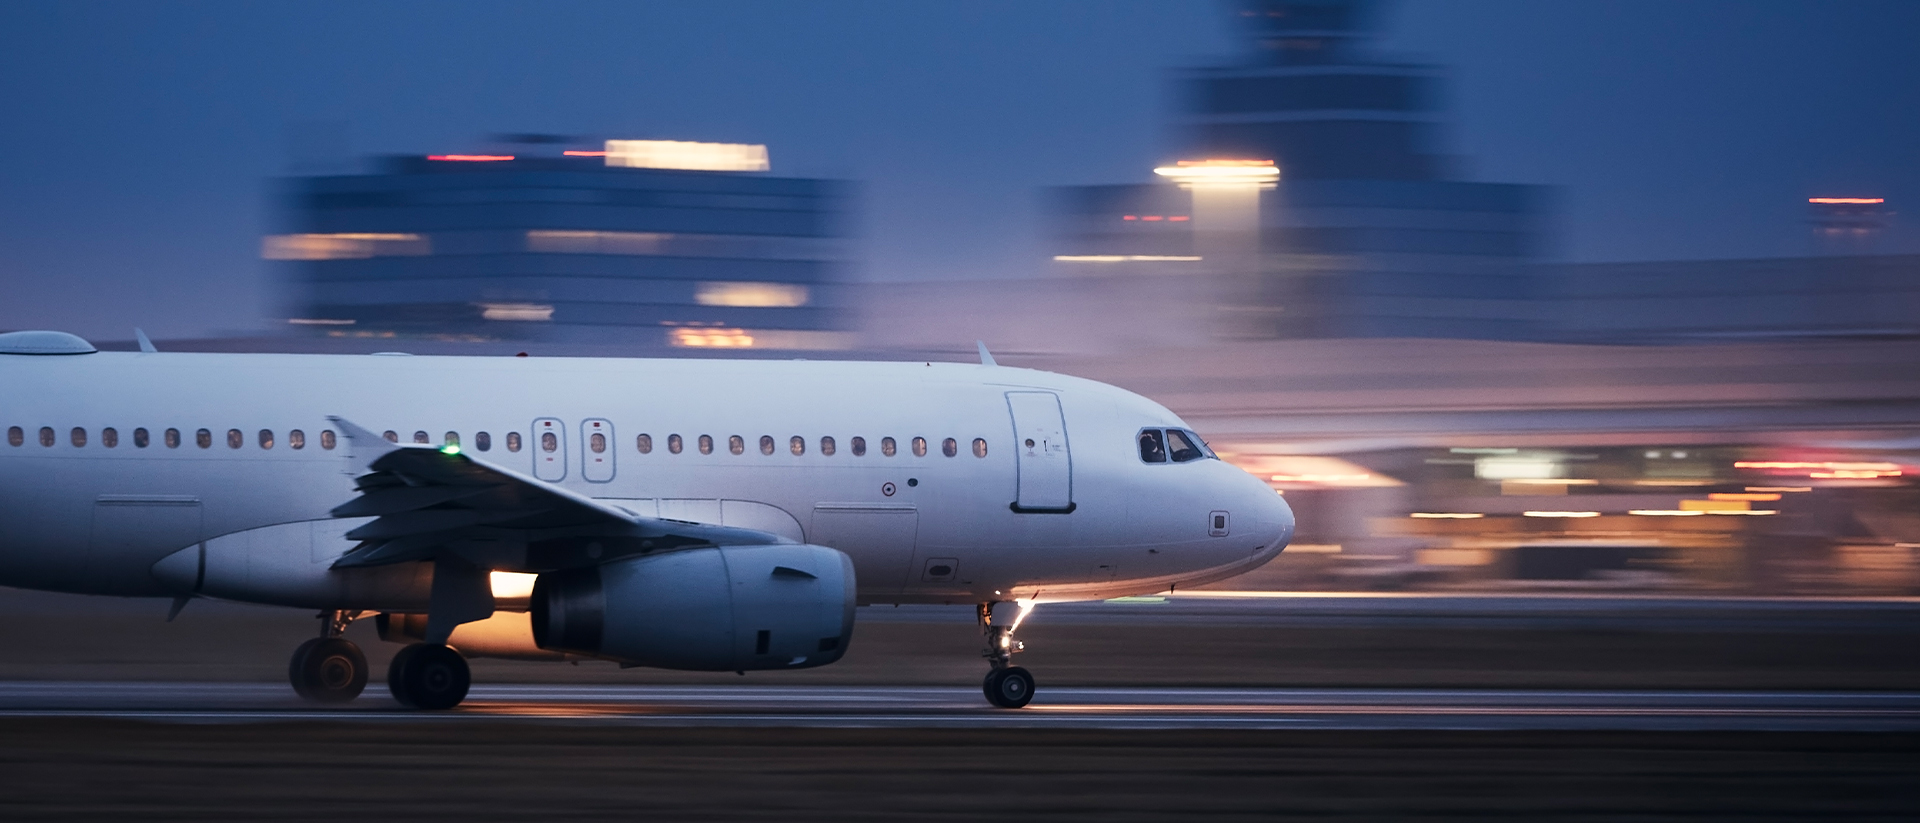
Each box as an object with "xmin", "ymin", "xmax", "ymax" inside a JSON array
[
  {"xmin": 983, "ymin": 666, "xmax": 1034, "ymax": 709},
  {"xmin": 387, "ymin": 643, "xmax": 470, "ymax": 710},
  {"xmin": 288, "ymin": 637, "xmax": 368, "ymax": 704}
]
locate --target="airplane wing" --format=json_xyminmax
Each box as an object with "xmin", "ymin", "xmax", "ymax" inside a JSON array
[{"xmin": 326, "ymin": 417, "xmax": 791, "ymax": 569}]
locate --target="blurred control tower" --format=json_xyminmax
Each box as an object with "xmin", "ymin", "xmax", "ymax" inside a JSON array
[{"xmin": 1048, "ymin": 0, "xmax": 1549, "ymax": 341}]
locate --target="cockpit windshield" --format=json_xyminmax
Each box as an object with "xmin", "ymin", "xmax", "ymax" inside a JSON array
[
  {"xmin": 1166, "ymin": 428, "xmax": 1206, "ymax": 462},
  {"xmin": 1137, "ymin": 427, "xmax": 1215, "ymax": 464},
  {"xmin": 1138, "ymin": 429, "xmax": 1167, "ymax": 463}
]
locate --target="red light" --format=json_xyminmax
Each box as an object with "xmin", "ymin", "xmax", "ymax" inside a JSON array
[
  {"xmin": 1809, "ymin": 197, "xmax": 1884, "ymax": 204},
  {"xmin": 563, "ymin": 151, "xmax": 608, "ymax": 157},
  {"xmin": 1169, "ymin": 216, "xmax": 1191, "ymax": 222},
  {"xmin": 427, "ymin": 154, "xmax": 514, "ymax": 162},
  {"xmin": 1142, "ymin": 215, "xmax": 1164, "ymax": 221},
  {"xmin": 1122, "ymin": 215, "xmax": 1138, "ymax": 221}
]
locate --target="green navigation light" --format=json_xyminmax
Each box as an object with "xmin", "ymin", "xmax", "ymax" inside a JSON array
[{"xmin": 440, "ymin": 444, "xmax": 461, "ymax": 455}]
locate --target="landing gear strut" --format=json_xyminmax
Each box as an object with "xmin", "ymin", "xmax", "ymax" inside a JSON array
[
  {"xmin": 388, "ymin": 643, "xmax": 470, "ymax": 710},
  {"xmin": 978, "ymin": 601, "xmax": 1035, "ymax": 709},
  {"xmin": 288, "ymin": 609, "xmax": 367, "ymax": 704}
]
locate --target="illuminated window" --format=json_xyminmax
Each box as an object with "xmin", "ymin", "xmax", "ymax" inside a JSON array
[
  {"xmin": 973, "ymin": 438, "xmax": 988, "ymax": 458},
  {"xmin": 475, "ymin": 431, "xmax": 491, "ymax": 452},
  {"xmin": 382, "ymin": 431, "xmax": 398, "ymax": 443},
  {"xmin": 698, "ymin": 434, "xmax": 713, "ymax": 455},
  {"xmin": 760, "ymin": 435, "xmax": 775, "ymax": 455},
  {"xmin": 166, "ymin": 428, "xmax": 181, "ymax": 449},
  {"xmin": 196, "ymin": 429, "xmax": 212, "ymax": 449},
  {"xmin": 39, "ymin": 427, "xmax": 54, "ymax": 447},
  {"xmin": 289, "ymin": 430, "xmax": 305, "ymax": 450},
  {"xmin": 1138, "ymin": 429, "xmax": 1166, "ymax": 463},
  {"xmin": 881, "ymin": 437, "xmax": 896, "ymax": 457},
  {"xmin": 590, "ymin": 433, "xmax": 606, "ymax": 454},
  {"xmin": 603, "ymin": 139, "xmax": 770, "ymax": 172},
  {"xmin": 790, "ymin": 436, "xmax": 805, "ymax": 456},
  {"xmin": 729, "ymin": 435, "xmax": 745, "ymax": 455},
  {"xmin": 942, "ymin": 438, "xmax": 957, "ymax": 458},
  {"xmin": 258, "ymin": 429, "xmax": 274, "ymax": 449},
  {"xmin": 668, "ymin": 434, "xmax": 683, "ymax": 454},
  {"xmin": 102, "ymin": 428, "xmax": 118, "ymax": 448},
  {"xmin": 540, "ymin": 432, "xmax": 558, "ymax": 453},
  {"xmin": 912, "ymin": 437, "xmax": 927, "ymax": 457},
  {"xmin": 851, "ymin": 436, "xmax": 866, "ymax": 457},
  {"xmin": 506, "ymin": 432, "xmax": 522, "ymax": 453},
  {"xmin": 320, "ymin": 430, "xmax": 336, "ymax": 450},
  {"xmin": 227, "ymin": 429, "xmax": 243, "ymax": 449},
  {"xmin": 636, "ymin": 434, "xmax": 652, "ymax": 454},
  {"xmin": 413, "ymin": 431, "xmax": 429, "ymax": 445},
  {"xmin": 444, "ymin": 432, "xmax": 460, "ymax": 449},
  {"xmin": 134, "ymin": 428, "xmax": 149, "ymax": 448},
  {"xmin": 71, "ymin": 427, "xmax": 87, "ymax": 448},
  {"xmin": 5, "ymin": 426, "xmax": 19, "ymax": 447},
  {"xmin": 261, "ymin": 233, "xmax": 428, "ymax": 261},
  {"xmin": 695, "ymin": 282, "xmax": 809, "ymax": 308},
  {"xmin": 821, "ymin": 436, "xmax": 836, "ymax": 456}
]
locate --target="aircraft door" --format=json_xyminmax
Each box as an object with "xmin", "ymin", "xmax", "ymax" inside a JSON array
[
  {"xmin": 533, "ymin": 418, "xmax": 567, "ymax": 482},
  {"xmin": 1006, "ymin": 391, "xmax": 1073, "ymax": 512},
  {"xmin": 582, "ymin": 418, "xmax": 614, "ymax": 483}
]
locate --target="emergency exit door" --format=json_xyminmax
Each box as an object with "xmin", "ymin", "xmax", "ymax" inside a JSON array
[
  {"xmin": 1006, "ymin": 391, "xmax": 1074, "ymax": 512},
  {"xmin": 533, "ymin": 418, "xmax": 567, "ymax": 481}
]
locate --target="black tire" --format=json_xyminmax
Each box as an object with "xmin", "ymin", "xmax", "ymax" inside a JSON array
[
  {"xmin": 984, "ymin": 666, "xmax": 1034, "ymax": 709},
  {"xmin": 288, "ymin": 637, "xmax": 368, "ymax": 704},
  {"xmin": 388, "ymin": 643, "xmax": 470, "ymax": 710}
]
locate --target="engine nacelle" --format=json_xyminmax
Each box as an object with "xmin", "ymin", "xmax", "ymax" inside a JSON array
[{"xmin": 531, "ymin": 544, "xmax": 856, "ymax": 671}]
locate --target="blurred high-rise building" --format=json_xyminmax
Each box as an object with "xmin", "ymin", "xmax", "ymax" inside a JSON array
[
  {"xmin": 1047, "ymin": 0, "xmax": 1548, "ymax": 341},
  {"xmin": 266, "ymin": 136, "xmax": 854, "ymax": 352}
]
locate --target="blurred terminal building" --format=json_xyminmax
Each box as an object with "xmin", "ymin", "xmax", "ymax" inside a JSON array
[{"xmin": 265, "ymin": 136, "xmax": 853, "ymax": 352}]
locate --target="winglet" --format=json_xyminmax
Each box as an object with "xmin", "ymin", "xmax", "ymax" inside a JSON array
[
  {"xmin": 134, "ymin": 328, "xmax": 157, "ymax": 353},
  {"xmin": 976, "ymin": 340, "xmax": 997, "ymax": 367},
  {"xmin": 328, "ymin": 416, "xmax": 408, "ymax": 474}
]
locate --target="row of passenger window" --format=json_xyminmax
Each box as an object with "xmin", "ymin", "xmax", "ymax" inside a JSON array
[
  {"xmin": 5, "ymin": 425, "xmax": 992, "ymax": 460},
  {"xmin": 627, "ymin": 434, "xmax": 987, "ymax": 458}
]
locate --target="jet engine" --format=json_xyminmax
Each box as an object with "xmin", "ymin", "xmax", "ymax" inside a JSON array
[{"xmin": 531, "ymin": 544, "xmax": 856, "ymax": 671}]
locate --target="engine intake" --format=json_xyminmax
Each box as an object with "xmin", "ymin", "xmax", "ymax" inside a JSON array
[{"xmin": 531, "ymin": 544, "xmax": 856, "ymax": 671}]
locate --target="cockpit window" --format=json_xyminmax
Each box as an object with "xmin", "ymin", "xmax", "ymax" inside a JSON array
[
  {"xmin": 1166, "ymin": 428, "xmax": 1205, "ymax": 463},
  {"xmin": 1138, "ymin": 429, "xmax": 1167, "ymax": 463}
]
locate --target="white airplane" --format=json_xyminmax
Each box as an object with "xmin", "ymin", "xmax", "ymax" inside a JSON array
[{"xmin": 0, "ymin": 330, "xmax": 1293, "ymax": 709}]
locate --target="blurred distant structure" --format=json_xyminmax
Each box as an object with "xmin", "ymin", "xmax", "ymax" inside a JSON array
[
  {"xmin": 267, "ymin": 136, "xmax": 853, "ymax": 351},
  {"xmin": 1808, "ymin": 197, "xmax": 1891, "ymax": 256},
  {"xmin": 1042, "ymin": 0, "xmax": 1549, "ymax": 343}
]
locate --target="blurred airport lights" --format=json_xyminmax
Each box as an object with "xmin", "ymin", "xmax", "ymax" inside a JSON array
[{"xmin": 1153, "ymin": 159, "xmax": 1281, "ymax": 188}]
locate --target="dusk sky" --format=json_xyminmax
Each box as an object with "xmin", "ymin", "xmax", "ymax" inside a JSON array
[{"xmin": 2, "ymin": 0, "xmax": 1916, "ymax": 340}]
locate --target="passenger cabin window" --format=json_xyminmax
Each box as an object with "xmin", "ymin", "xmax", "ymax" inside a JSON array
[
  {"xmin": 541, "ymin": 432, "xmax": 558, "ymax": 453},
  {"xmin": 973, "ymin": 438, "xmax": 988, "ymax": 458},
  {"xmin": 101, "ymin": 428, "xmax": 118, "ymax": 448},
  {"xmin": 71, "ymin": 428, "xmax": 87, "ymax": 448},
  {"xmin": 196, "ymin": 429, "xmax": 212, "ymax": 449},
  {"xmin": 941, "ymin": 438, "xmax": 957, "ymax": 457},
  {"xmin": 636, "ymin": 434, "xmax": 652, "ymax": 454},
  {"xmin": 789, "ymin": 436, "xmax": 805, "ymax": 456},
  {"xmin": 505, "ymin": 432, "xmax": 522, "ymax": 453},
  {"xmin": 698, "ymin": 434, "xmax": 713, "ymax": 455},
  {"xmin": 851, "ymin": 436, "xmax": 866, "ymax": 456},
  {"xmin": 413, "ymin": 431, "xmax": 429, "ymax": 444},
  {"xmin": 320, "ymin": 430, "xmax": 336, "ymax": 450},
  {"xmin": 475, "ymin": 431, "xmax": 491, "ymax": 452},
  {"xmin": 226, "ymin": 429, "xmax": 242, "ymax": 449},
  {"xmin": 911, "ymin": 437, "xmax": 927, "ymax": 457},
  {"xmin": 133, "ymin": 428, "xmax": 149, "ymax": 448},
  {"xmin": 289, "ymin": 430, "xmax": 305, "ymax": 450},
  {"xmin": 258, "ymin": 429, "xmax": 274, "ymax": 449},
  {"xmin": 444, "ymin": 432, "xmax": 459, "ymax": 449},
  {"xmin": 590, "ymin": 433, "xmax": 606, "ymax": 453},
  {"xmin": 382, "ymin": 431, "xmax": 398, "ymax": 443},
  {"xmin": 729, "ymin": 435, "xmax": 745, "ymax": 455},
  {"xmin": 820, "ymin": 436, "xmax": 835, "ymax": 456},
  {"xmin": 39, "ymin": 427, "xmax": 54, "ymax": 447},
  {"xmin": 667, "ymin": 434, "xmax": 683, "ymax": 454},
  {"xmin": 6, "ymin": 426, "xmax": 20, "ymax": 447},
  {"xmin": 1138, "ymin": 429, "xmax": 1167, "ymax": 463},
  {"xmin": 881, "ymin": 437, "xmax": 896, "ymax": 457},
  {"xmin": 166, "ymin": 428, "xmax": 181, "ymax": 449},
  {"xmin": 760, "ymin": 435, "xmax": 775, "ymax": 455},
  {"xmin": 1167, "ymin": 429, "xmax": 1206, "ymax": 463}
]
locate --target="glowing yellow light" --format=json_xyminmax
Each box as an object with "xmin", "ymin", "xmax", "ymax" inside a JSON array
[
  {"xmin": 1746, "ymin": 486, "xmax": 1811, "ymax": 493},
  {"xmin": 1052, "ymin": 255, "xmax": 1204, "ymax": 263},
  {"xmin": 1629, "ymin": 510, "xmax": 1707, "ymax": 516},
  {"xmin": 1409, "ymin": 512, "xmax": 1484, "ymax": 519},
  {"xmin": 672, "ymin": 328, "xmax": 755, "ymax": 348},
  {"xmin": 1808, "ymin": 197, "xmax": 1884, "ymax": 204},
  {"xmin": 262, "ymin": 233, "xmax": 429, "ymax": 260},
  {"xmin": 1153, "ymin": 159, "xmax": 1280, "ymax": 186},
  {"xmin": 1709, "ymin": 493, "xmax": 1781, "ymax": 502},
  {"xmin": 480, "ymin": 303, "xmax": 554, "ymax": 322},
  {"xmin": 604, "ymin": 139, "xmax": 770, "ymax": 172},
  {"xmin": 1521, "ymin": 511, "xmax": 1602, "ymax": 518},
  {"xmin": 489, "ymin": 571, "xmax": 537, "ymax": 600},
  {"xmin": 1681, "ymin": 499, "xmax": 1749, "ymax": 512},
  {"xmin": 694, "ymin": 282, "xmax": 810, "ymax": 308}
]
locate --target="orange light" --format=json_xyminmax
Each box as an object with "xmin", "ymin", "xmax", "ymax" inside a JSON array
[
  {"xmin": 1808, "ymin": 197, "xmax": 1884, "ymax": 204},
  {"xmin": 563, "ymin": 150, "xmax": 608, "ymax": 157},
  {"xmin": 428, "ymin": 154, "xmax": 514, "ymax": 162},
  {"xmin": 1709, "ymin": 493, "xmax": 1781, "ymax": 502},
  {"xmin": 1175, "ymin": 159, "xmax": 1275, "ymax": 167},
  {"xmin": 1169, "ymin": 216, "xmax": 1191, "ymax": 222},
  {"xmin": 1122, "ymin": 215, "xmax": 1138, "ymax": 221},
  {"xmin": 1142, "ymin": 215, "xmax": 1164, "ymax": 221}
]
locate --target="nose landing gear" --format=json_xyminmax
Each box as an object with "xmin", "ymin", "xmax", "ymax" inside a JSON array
[
  {"xmin": 978, "ymin": 601, "xmax": 1035, "ymax": 708},
  {"xmin": 288, "ymin": 609, "xmax": 368, "ymax": 704}
]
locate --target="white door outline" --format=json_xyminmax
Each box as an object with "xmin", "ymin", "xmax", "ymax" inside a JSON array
[
  {"xmin": 582, "ymin": 418, "xmax": 615, "ymax": 483},
  {"xmin": 1006, "ymin": 391, "xmax": 1074, "ymax": 513}
]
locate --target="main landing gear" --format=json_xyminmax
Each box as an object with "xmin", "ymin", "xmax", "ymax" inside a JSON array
[
  {"xmin": 386, "ymin": 642, "xmax": 470, "ymax": 710},
  {"xmin": 978, "ymin": 601, "xmax": 1035, "ymax": 709},
  {"xmin": 289, "ymin": 609, "xmax": 368, "ymax": 704}
]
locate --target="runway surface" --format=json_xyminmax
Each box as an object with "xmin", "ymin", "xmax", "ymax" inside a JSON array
[{"xmin": 2, "ymin": 681, "xmax": 1916, "ymax": 731}]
